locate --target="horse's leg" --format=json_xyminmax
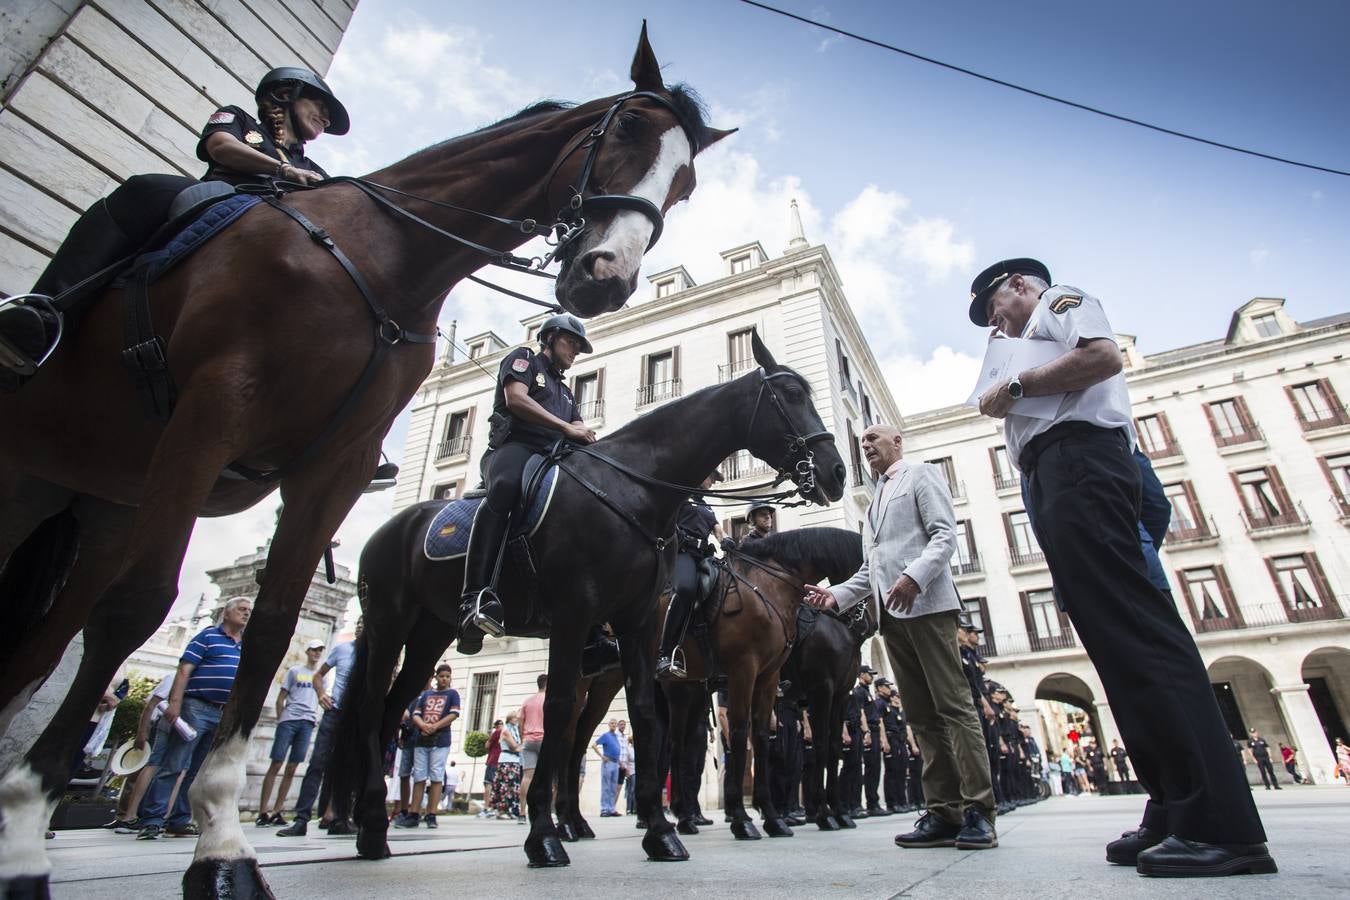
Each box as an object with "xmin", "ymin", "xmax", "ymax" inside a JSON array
[
  {"xmin": 184, "ymin": 461, "xmax": 374, "ymax": 899},
  {"xmin": 618, "ymin": 625, "xmax": 687, "ymax": 862},
  {"xmin": 803, "ymin": 682, "xmax": 838, "ymax": 831},
  {"xmin": 523, "ymin": 622, "xmax": 585, "ymax": 868},
  {"xmin": 751, "ymin": 671, "xmax": 792, "ymax": 838},
  {"xmin": 561, "ymin": 670, "xmax": 621, "ymax": 840},
  {"xmin": 551, "ymin": 678, "xmax": 586, "ymax": 842},
  {"xmin": 0, "ymin": 496, "xmax": 143, "ymax": 899},
  {"xmin": 722, "ymin": 666, "xmax": 761, "ymax": 841},
  {"xmin": 664, "ymin": 682, "xmax": 697, "ymax": 834}
]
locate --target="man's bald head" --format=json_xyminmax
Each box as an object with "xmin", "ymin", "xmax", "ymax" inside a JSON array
[{"xmin": 860, "ymin": 423, "xmax": 904, "ymax": 475}]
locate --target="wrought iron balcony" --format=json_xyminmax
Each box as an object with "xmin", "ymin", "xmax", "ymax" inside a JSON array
[
  {"xmin": 1142, "ymin": 441, "xmax": 1184, "ymax": 462},
  {"xmin": 1297, "ymin": 403, "xmax": 1350, "ymax": 432},
  {"xmin": 434, "ymin": 434, "xmax": 471, "ymax": 462},
  {"xmin": 1213, "ymin": 424, "xmax": 1264, "ymax": 449},
  {"xmin": 1166, "ymin": 514, "xmax": 1218, "ymax": 545},
  {"xmin": 950, "ymin": 557, "xmax": 983, "ymax": 578},
  {"xmin": 989, "ymin": 629, "xmax": 1077, "ymax": 656},
  {"xmin": 637, "ymin": 378, "xmax": 682, "ymax": 407},
  {"xmin": 577, "ymin": 399, "xmax": 605, "ymax": 423},
  {"xmin": 1191, "ymin": 599, "xmax": 1345, "ymax": 633},
  {"xmin": 722, "ymin": 450, "xmax": 773, "ymax": 482},
  {"xmin": 993, "ymin": 471, "xmax": 1020, "ymax": 492},
  {"xmin": 1009, "ymin": 547, "xmax": 1046, "ymax": 568},
  {"xmin": 718, "ymin": 359, "xmax": 757, "ymax": 382},
  {"xmin": 1241, "ymin": 502, "xmax": 1309, "ymax": 536}
]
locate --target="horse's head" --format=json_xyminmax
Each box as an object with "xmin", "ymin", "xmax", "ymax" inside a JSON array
[
  {"xmin": 551, "ymin": 23, "xmax": 735, "ymax": 318},
  {"xmin": 744, "ymin": 331, "xmax": 847, "ymax": 506}
]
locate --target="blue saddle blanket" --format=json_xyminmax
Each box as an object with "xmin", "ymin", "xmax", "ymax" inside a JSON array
[
  {"xmin": 424, "ymin": 462, "xmax": 559, "ymax": 561},
  {"xmin": 133, "ymin": 194, "xmax": 262, "ymax": 282}
]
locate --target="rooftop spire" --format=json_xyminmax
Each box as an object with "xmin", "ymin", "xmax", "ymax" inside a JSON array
[{"xmin": 786, "ymin": 198, "xmax": 808, "ymax": 251}]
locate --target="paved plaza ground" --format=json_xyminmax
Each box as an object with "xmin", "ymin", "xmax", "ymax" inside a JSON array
[{"xmin": 45, "ymin": 787, "xmax": 1349, "ymax": 899}]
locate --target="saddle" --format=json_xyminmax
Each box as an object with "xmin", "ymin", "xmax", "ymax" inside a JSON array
[{"xmin": 423, "ymin": 455, "xmax": 559, "ymax": 561}]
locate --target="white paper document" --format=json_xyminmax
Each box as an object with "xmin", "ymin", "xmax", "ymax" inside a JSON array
[{"xmin": 966, "ymin": 338, "xmax": 1069, "ymax": 420}]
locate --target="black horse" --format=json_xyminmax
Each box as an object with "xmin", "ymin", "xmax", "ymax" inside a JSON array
[{"xmin": 331, "ymin": 332, "xmax": 845, "ymax": 867}]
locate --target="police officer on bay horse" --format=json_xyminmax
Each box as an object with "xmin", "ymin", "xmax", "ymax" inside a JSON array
[{"xmin": 655, "ymin": 472, "xmax": 726, "ymax": 680}]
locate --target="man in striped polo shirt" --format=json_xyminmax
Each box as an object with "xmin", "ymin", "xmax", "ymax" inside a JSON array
[{"xmin": 136, "ymin": 596, "xmax": 251, "ymax": 840}]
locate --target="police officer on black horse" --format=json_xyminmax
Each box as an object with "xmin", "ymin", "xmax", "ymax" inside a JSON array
[
  {"xmin": 655, "ymin": 472, "xmax": 726, "ymax": 680},
  {"xmin": 457, "ymin": 314, "xmax": 618, "ymax": 674}
]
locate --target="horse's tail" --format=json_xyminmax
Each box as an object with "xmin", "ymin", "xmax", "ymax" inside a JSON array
[{"xmin": 327, "ymin": 576, "xmax": 373, "ymax": 823}]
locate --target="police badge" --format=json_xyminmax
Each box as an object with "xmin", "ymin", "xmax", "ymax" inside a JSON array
[
  {"xmin": 244, "ymin": 130, "xmax": 265, "ymax": 146},
  {"xmin": 535, "ymin": 373, "xmax": 546, "ymax": 387}
]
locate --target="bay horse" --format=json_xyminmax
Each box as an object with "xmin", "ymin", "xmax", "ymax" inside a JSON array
[
  {"xmin": 0, "ymin": 25, "xmax": 733, "ymax": 899},
  {"xmin": 664, "ymin": 527, "xmax": 862, "ymax": 840},
  {"xmin": 327, "ymin": 332, "xmax": 845, "ymax": 868}
]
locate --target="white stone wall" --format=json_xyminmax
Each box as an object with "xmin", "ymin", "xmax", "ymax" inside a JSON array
[{"xmin": 0, "ymin": 0, "xmax": 359, "ymax": 294}]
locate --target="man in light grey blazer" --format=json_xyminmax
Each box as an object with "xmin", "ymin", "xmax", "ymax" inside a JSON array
[{"xmin": 806, "ymin": 423, "xmax": 996, "ymax": 850}]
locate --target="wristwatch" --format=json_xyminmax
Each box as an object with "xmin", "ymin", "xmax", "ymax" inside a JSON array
[{"xmin": 1008, "ymin": 375, "xmax": 1024, "ymax": 400}]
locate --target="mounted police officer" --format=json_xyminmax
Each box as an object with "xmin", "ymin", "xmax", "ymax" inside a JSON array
[
  {"xmin": 740, "ymin": 500, "xmax": 775, "ymax": 545},
  {"xmin": 457, "ymin": 314, "xmax": 597, "ymax": 655},
  {"xmin": 655, "ymin": 471, "xmax": 726, "ymax": 680},
  {"xmin": 1, "ymin": 67, "xmax": 347, "ymax": 379}
]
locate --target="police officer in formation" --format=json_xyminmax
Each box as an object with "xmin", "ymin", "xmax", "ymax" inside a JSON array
[
  {"xmin": 1110, "ymin": 739, "xmax": 1132, "ymax": 783},
  {"xmin": 970, "ymin": 257, "xmax": 1274, "ymax": 876},
  {"xmin": 768, "ymin": 682, "xmax": 807, "ymax": 825},
  {"xmin": 876, "ymin": 679, "xmax": 913, "ymax": 813},
  {"xmin": 840, "ymin": 665, "xmax": 890, "ymax": 817}
]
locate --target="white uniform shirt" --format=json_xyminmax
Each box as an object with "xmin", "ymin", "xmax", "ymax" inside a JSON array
[{"xmin": 1006, "ymin": 285, "xmax": 1137, "ymax": 468}]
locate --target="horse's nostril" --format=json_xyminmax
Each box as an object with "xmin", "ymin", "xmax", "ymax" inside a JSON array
[
  {"xmin": 581, "ymin": 248, "xmax": 617, "ymax": 279},
  {"xmin": 833, "ymin": 463, "xmax": 847, "ymax": 483}
]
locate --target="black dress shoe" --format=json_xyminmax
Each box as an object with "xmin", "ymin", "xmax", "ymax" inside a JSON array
[
  {"xmin": 954, "ymin": 809, "xmax": 997, "ymax": 850},
  {"xmin": 848, "ymin": 807, "xmax": 869, "ymax": 819},
  {"xmin": 1136, "ymin": 836, "xmax": 1277, "ymax": 877},
  {"xmin": 1106, "ymin": 826, "xmax": 1165, "ymax": 865},
  {"xmin": 894, "ymin": 812, "xmax": 962, "ymax": 848},
  {"xmin": 866, "ymin": 806, "xmax": 892, "ymax": 817},
  {"xmin": 693, "ymin": 814, "xmax": 713, "ymax": 826}
]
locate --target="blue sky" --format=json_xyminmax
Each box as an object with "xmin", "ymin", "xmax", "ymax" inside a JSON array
[{"xmin": 175, "ymin": 0, "xmax": 1349, "ymax": 610}]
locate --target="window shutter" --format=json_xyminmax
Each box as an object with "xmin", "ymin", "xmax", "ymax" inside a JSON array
[
  {"xmin": 1002, "ymin": 512, "xmax": 1016, "ymax": 554},
  {"xmin": 466, "ymin": 405, "xmax": 477, "ymax": 438},
  {"xmin": 1018, "ymin": 591, "xmax": 1034, "ymax": 635},
  {"xmin": 1159, "ymin": 411, "xmax": 1177, "ymax": 446},
  {"xmin": 1284, "ymin": 384, "xmax": 1306, "ymax": 424},
  {"xmin": 1318, "ymin": 456, "xmax": 1345, "ymax": 504},
  {"xmin": 1264, "ymin": 557, "xmax": 1287, "ymax": 611},
  {"xmin": 1267, "ymin": 465, "xmax": 1294, "ymax": 515},
  {"xmin": 1215, "ymin": 565, "xmax": 1242, "ymax": 625},
  {"xmin": 1321, "ymin": 378, "xmax": 1347, "ymax": 424},
  {"xmin": 1235, "ymin": 396, "xmax": 1257, "ymax": 433},
  {"xmin": 1229, "ymin": 472, "xmax": 1251, "ymax": 518},
  {"xmin": 1202, "ymin": 401, "xmax": 1220, "ymax": 437},
  {"xmin": 672, "ymin": 345, "xmax": 681, "ymax": 384},
  {"xmin": 640, "ymin": 353, "xmax": 650, "ymax": 389},
  {"xmin": 1305, "ymin": 552, "xmax": 1337, "ymax": 610},
  {"xmin": 597, "ymin": 366, "xmax": 606, "ymax": 400}
]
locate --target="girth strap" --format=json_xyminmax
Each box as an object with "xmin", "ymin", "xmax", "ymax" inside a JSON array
[{"xmin": 120, "ymin": 261, "xmax": 176, "ymax": 423}]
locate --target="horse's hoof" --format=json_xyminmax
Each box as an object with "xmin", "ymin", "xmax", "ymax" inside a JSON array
[
  {"xmin": 730, "ymin": 819, "xmax": 762, "ymax": 841},
  {"xmin": 837, "ymin": 814, "xmax": 857, "ymax": 829},
  {"xmin": 524, "ymin": 833, "xmax": 570, "ymax": 868},
  {"xmin": 635, "ymin": 816, "xmax": 647, "ymax": 830},
  {"xmin": 764, "ymin": 817, "xmax": 794, "ymax": 838},
  {"xmin": 816, "ymin": 814, "xmax": 841, "ymax": 832},
  {"xmin": 576, "ymin": 819, "xmax": 596, "ymax": 840},
  {"xmin": 1, "ymin": 874, "xmax": 51, "ymax": 900},
  {"xmin": 183, "ymin": 857, "xmax": 275, "ymax": 900},
  {"xmin": 356, "ymin": 826, "xmax": 392, "ymax": 860},
  {"xmin": 642, "ymin": 829, "xmax": 690, "ymax": 861},
  {"xmin": 676, "ymin": 818, "xmax": 699, "ymax": 835},
  {"xmin": 558, "ymin": 822, "xmax": 579, "ymax": 843}
]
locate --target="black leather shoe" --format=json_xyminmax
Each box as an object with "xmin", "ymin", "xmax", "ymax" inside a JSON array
[
  {"xmin": 1136, "ymin": 836, "xmax": 1277, "ymax": 877},
  {"xmin": 866, "ymin": 806, "xmax": 892, "ymax": 817},
  {"xmin": 954, "ymin": 809, "xmax": 997, "ymax": 850},
  {"xmin": 894, "ymin": 812, "xmax": 962, "ymax": 848},
  {"xmin": 848, "ymin": 807, "xmax": 869, "ymax": 819},
  {"xmin": 457, "ymin": 591, "xmax": 505, "ymax": 654},
  {"xmin": 1106, "ymin": 826, "xmax": 1165, "ymax": 865},
  {"xmin": 276, "ymin": 820, "xmax": 308, "ymax": 837},
  {"xmin": 693, "ymin": 814, "xmax": 713, "ymax": 826},
  {"xmin": 581, "ymin": 637, "xmax": 622, "ymax": 677}
]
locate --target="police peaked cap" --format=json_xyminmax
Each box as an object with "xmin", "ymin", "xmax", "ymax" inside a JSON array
[
  {"xmin": 967, "ymin": 257, "xmax": 1051, "ymax": 327},
  {"xmin": 256, "ymin": 67, "xmax": 350, "ymax": 135},
  {"xmin": 537, "ymin": 313, "xmax": 593, "ymax": 353}
]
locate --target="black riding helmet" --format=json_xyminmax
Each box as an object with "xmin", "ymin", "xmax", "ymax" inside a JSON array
[
  {"xmin": 255, "ymin": 67, "xmax": 350, "ymax": 135},
  {"xmin": 537, "ymin": 313, "xmax": 593, "ymax": 354}
]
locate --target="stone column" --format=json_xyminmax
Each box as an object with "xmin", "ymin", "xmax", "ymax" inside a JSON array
[
  {"xmin": 1093, "ymin": 700, "xmax": 1122, "ymax": 747},
  {"xmin": 1271, "ymin": 683, "xmax": 1336, "ymax": 785}
]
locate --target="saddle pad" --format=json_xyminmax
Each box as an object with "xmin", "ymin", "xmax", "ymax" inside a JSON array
[
  {"xmin": 137, "ymin": 194, "xmax": 262, "ymax": 282},
  {"xmin": 423, "ymin": 463, "xmax": 559, "ymax": 561}
]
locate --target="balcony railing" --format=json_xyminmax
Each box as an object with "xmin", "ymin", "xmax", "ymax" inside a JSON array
[
  {"xmin": 1213, "ymin": 424, "xmax": 1264, "ymax": 448},
  {"xmin": 841, "ymin": 376, "xmax": 858, "ymax": 408},
  {"xmin": 637, "ymin": 378, "xmax": 682, "ymax": 407},
  {"xmin": 1009, "ymin": 547, "xmax": 1046, "ymax": 568},
  {"xmin": 946, "ymin": 480, "xmax": 966, "ymax": 502},
  {"xmin": 1241, "ymin": 502, "xmax": 1309, "ymax": 535},
  {"xmin": 1166, "ymin": 514, "xmax": 1217, "ymax": 545},
  {"xmin": 1142, "ymin": 441, "xmax": 1184, "ymax": 461},
  {"xmin": 993, "ymin": 471, "xmax": 1020, "ymax": 492},
  {"xmin": 1192, "ymin": 599, "xmax": 1344, "ymax": 633},
  {"xmin": 1332, "ymin": 494, "xmax": 1350, "ymax": 519},
  {"xmin": 851, "ymin": 462, "xmax": 871, "ymax": 488},
  {"xmin": 1297, "ymin": 403, "xmax": 1350, "ymax": 432},
  {"xmin": 722, "ymin": 450, "xmax": 773, "ymax": 482},
  {"xmin": 718, "ymin": 359, "xmax": 757, "ymax": 382},
  {"xmin": 434, "ymin": 434, "xmax": 471, "ymax": 462},
  {"xmin": 577, "ymin": 399, "xmax": 605, "ymax": 422},
  {"xmin": 989, "ymin": 630, "xmax": 1077, "ymax": 656},
  {"xmin": 950, "ymin": 557, "xmax": 983, "ymax": 577}
]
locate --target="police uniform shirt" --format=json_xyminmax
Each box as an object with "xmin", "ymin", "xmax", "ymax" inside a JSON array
[
  {"xmin": 1005, "ymin": 286, "xmax": 1137, "ymax": 467},
  {"xmin": 677, "ymin": 498, "xmax": 717, "ymax": 550},
  {"xmin": 197, "ymin": 106, "xmax": 329, "ymax": 185},
  {"xmin": 1247, "ymin": 737, "xmax": 1271, "ymax": 759},
  {"xmin": 846, "ymin": 684, "xmax": 867, "ymax": 722},
  {"xmin": 491, "ymin": 347, "xmax": 579, "ymax": 446},
  {"xmin": 1110, "ymin": 746, "xmax": 1129, "ymax": 769}
]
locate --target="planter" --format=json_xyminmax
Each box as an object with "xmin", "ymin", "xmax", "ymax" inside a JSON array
[{"xmin": 50, "ymin": 799, "xmax": 117, "ymax": 830}]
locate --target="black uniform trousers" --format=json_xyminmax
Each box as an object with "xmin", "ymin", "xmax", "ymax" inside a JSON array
[
  {"xmin": 768, "ymin": 710, "xmax": 803, "ymax": 814},
  {"xmin": 1024, "ymin": 425, "xmax": 1265, "ymax": 843},
  {"xmin": 861, "ymin": 732, "xmax": 882, "ymax": 809},
  {"xmin": 882, "ymin": 736, "xmax": 907, "ymax": 808},
  {"xmin": 840, "ymin": 724, "xmax": 862, "ymax": 810},
  {"xmin": 1253, "ymin": 755, "xmax": 1278, "ymax": 789},
  {"xmin": 906, "ymin": 753, "xmax": 924, "ymax": 807},
  {"xmin": 982, "ymin": 717, "xmax": 1004, "ymax": 803}
]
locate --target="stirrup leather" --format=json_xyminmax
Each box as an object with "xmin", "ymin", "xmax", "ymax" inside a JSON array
[{"xmin": 466, "ymin": 588, "xmax": 506, "ymax": 637}]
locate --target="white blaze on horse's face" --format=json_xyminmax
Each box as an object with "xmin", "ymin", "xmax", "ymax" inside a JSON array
[{"xmin": 585, "ymin": 126, "xmax": 691, "ymax": 284}]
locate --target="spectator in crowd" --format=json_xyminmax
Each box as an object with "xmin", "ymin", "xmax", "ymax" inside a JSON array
[
  {"xmin": 278, "ymin": 616, "xmax": 364, "ymax": 836},
  {"xmin": 593, "ymin": 719, "xmax": 623, "ymax": 817},
  {"xmin": 256, "ymin": 639, "xmax": 324, "ymax": 826},
  {"xmin": 137, "ymin": 597, "xmax": 252, "ymax": 840},
  {"xmin": 1277, "ymin": 743, "xmax": 1304, "ymax": 785},
  {"xmin": 443, "ymin": 761, "xmax": 461, "ymax": 810},
  {"xmin": 391, "ymin": 692, "xmax": 424, "ymax": 827},
  {"xmin": 1110, "ymin": 739, "xmax": 1131, "ymax": 782},
  {"xmin": 105, "ymin": 672, "xmax": 176, "ymax": 833},
  {"xmin": 1073, "ymin": 745, "xmax": 1092, "ymax": 794},
  {"xmin": 491, "ymin": 711, "xmax": 524, "ymax": 819},
  {"xmin": 1059, "ymin": 747, "xmax": 1078, "ymax": 796},
  {"xmin": 399, "ymin": 664, "xmax": 460, "ymax": 828},
  {"xmin": 1334, "ymin": 737, "xmax": 1350, "ymax": 785},
  {"xmin": 518, "ymin": 674, "xmax": 547, "ymax": 822},
  {"xmin": 479, "ymin": 719, "xmax": 503, "ymax": 817},
  {"xmin": 1247, "ymin": 729, "xmax": 1281, "ymax": 791},
  {"xmin": 615, "ymin": 720, "xmax": 635, "ymax": 815}
]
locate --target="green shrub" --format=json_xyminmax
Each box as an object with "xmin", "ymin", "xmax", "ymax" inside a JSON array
[
  {"xmin": 108, "ymin": 675, "xmax": 159, "ymax": 748},
  {"xmin": 462, "ymin": 730, "xmax": 488, "ymax": 758}
]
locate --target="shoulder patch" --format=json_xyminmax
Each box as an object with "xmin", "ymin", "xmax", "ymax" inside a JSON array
[
  {"xmin": 511, "ymin": 357, "xmax": 530, "ymax": 373},
  {"xmin": 207, "ymin": 110, "xmax": 236, "ymax": 125},
  {"xmin": 1049, "ymin": 294, "xmax": 1083, "ymax": 314}
]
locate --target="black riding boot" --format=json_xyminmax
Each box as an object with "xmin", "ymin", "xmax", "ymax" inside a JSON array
[
  {"xmin": 458, "ymin": 504, "xmax": 510, "ymax": 655},
  {"xmin": 655, "ymin": 592, "xmax": 695, "ymax": 680},
  {"xmin": 580, "ymin": 625, "xmax": 621, "ymax": 677}
]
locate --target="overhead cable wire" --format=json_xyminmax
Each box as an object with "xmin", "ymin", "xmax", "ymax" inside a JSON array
[{"xmin": 737, "ymin": 0, "xmax": 1350, "ymax": 177}]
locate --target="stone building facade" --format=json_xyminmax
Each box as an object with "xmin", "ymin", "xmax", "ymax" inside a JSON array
[{"xmin": 901, "ymin": 298, "xmax": 1350, "ymax": 785}]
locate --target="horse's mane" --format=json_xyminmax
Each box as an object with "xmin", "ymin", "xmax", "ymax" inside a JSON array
[
  {"xmin": 395, "ymin": 84, "xmax": 712, "ymax": 164},
  {"xmin": 737, "ymin": 527, "xmax": 863, "ymax": 584}
]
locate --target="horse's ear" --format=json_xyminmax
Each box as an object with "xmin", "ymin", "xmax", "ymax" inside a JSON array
[
  {"xmin": 697, "ymin": 126, "xmax": 738, "ymax": 154},
  {"xmin": 630, "ymin": 21, "xmax": 663, "ymax": 93},
  {"xmin": 751, "ymin": 329, "xmax": 779, "ymax": 372}
]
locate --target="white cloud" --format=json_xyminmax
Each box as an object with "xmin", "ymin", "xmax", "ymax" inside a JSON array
[
  {"xmin": 1250, "ymin": 247, "xmax": 1269, "ymax": 265},
  {"xmin": 880, "ymin": 346, "xmax": 983, "ymax": 415}
]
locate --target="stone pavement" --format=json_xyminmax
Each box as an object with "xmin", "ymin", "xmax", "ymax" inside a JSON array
[{"xmin": 46, "ymin": 787, "xmax": 1350, "ymax": 899}]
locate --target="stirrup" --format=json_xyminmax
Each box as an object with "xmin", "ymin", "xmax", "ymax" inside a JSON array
[
  {"xmin": 656, "ymin": 647, "xmax": 687, "ymax": 680},
  {"xmin": 466, "ymin": 588, "xmax": 506, "ymax": 638},
  {"xmin": 0, "ymin": 294, "xmax": 63, "ymax": 376}
]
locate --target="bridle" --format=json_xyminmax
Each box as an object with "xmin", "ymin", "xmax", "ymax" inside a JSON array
[
  {"xmin": 543, "ymin": 90, "xmax": 702, "ymax": 264},
  {"xmin": 746, "ymin": 371, "xmax": 835, "ymax": 499}
]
